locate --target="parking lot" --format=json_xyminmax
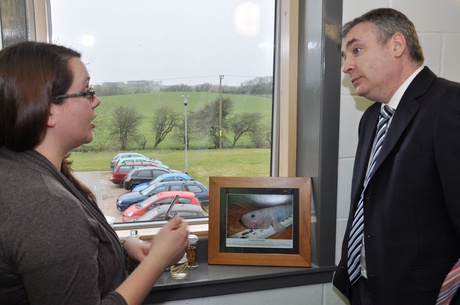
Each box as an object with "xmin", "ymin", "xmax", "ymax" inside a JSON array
[{"xmin": 75, "ymin": 171, "xmax": 127, "ymax": 222}]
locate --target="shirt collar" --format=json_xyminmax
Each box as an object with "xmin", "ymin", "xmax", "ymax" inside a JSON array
[{"xmin": 386, "ymin": 66, "xmax": 424, "ymax": 110}]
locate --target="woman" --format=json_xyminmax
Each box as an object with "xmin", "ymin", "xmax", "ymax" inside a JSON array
[{"xmin": 0, "ymin": 41, "xmax": 189, "ymax": 305}]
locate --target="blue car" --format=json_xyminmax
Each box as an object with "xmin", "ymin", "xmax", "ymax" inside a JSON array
[
  {"xmin": 116, "ymin": 180, "xmax": 209, "ymax": 211},
  {"xmin": 131, "ymin": 172, "xmax": 193, "ymax": 192}
]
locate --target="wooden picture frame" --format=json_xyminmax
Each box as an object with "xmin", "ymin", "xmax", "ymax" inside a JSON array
[{"xmin": 208, "ymin": 176, "xmax": 311, "ymax": 267}]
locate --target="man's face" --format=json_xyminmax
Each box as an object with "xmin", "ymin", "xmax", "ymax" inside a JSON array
[{"xmin": 341, "ymin": 22, "xmax": 396, "ymax": 103}]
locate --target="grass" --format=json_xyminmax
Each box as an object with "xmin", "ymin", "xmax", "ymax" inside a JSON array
[
  {"xmin": 90, "ymin": 91, "xmax": 273, "ymax": 150},
  {"xmin": 70, "ymin": 91, "xmax": 273, "ymax": 187},
  {"xmin": 69, "ymin": 148, "xmax": 271, "ymax": 187}
]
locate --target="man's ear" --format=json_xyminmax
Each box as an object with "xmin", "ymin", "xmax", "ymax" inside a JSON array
[{"xmin": 392, "ymin": 32, "xmax": 406, "ymax": 57}]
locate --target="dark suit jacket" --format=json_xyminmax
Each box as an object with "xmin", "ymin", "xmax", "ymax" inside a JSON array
[{"xmin": 333, "ymin": 67, "xmax": 460, "ymax": 305}]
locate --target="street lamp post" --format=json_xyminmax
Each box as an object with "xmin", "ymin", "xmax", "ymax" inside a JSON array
[
  {"xmin": 182, "ymin": 95, "xmax": 189, "ymax": 174},
  {"xmin": 219, "ymin": 75, "xmax": 224, "ymax": 149}
]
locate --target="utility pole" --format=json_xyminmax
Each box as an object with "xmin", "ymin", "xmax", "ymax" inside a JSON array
[
  {"xmin": 182, "ymin": 95, "xmax": 189, "ymax": 174},
  {"xmin": 219, "ymin": 75, "xmax": 224, "ymax": 149}
]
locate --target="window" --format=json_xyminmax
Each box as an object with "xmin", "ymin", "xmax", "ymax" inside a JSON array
[
  {"xmin": 48, "ymin": 0, "xmax": 276, "ymax": 224},
  {"xmin": 119, "ymin": 166, "xmax": 132, "ymax": 173},
  {"xmin": 187, "ymin": 185, "xmax": 202, "ymax": 193},
  {"xmin": 4, "ymin": 0, "xmax": 342, "ymax": 271},
  {"xmin": 156, "ymin": 186, "xmax": 169, "ymax": 193},
  {"xmin": 137, "ymin": 171, "xmax": 151, "ymax": 178}
]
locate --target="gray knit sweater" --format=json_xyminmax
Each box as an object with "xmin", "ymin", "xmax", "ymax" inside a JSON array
[{"xmin": 0, "ymin": 147, "xmax": 128, "ymax": 305}]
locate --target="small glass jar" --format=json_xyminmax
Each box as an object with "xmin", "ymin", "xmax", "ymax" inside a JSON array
[
  {"xmin": 129, "ymin": 229, "xmax": 140, "ymax": 239},
  {"xmin": 170, "ymin": 253, "xmax": 188, "ymax": 279},
  {"xmin": 186, "ymin": 234, "xmax": 199, "ymax": 269}
]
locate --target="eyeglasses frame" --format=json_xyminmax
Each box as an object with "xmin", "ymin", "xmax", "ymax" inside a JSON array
[{"xmin": 53, "ymin": 87, "xmax": 95, "ymax": 101}]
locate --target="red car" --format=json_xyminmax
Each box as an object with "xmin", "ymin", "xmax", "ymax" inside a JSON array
[{"xmin": 122, "ymin": 191, "xmax": 201, "ymax": 222}]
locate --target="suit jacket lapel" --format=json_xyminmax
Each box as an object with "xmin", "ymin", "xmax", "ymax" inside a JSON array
[
  {"xmin": 368, "ymin": 67, "xmax": 437, "ymax": 181},
  {"xmin": 351, "ymin": 103, "xmax": 380, "ymax": 205}
]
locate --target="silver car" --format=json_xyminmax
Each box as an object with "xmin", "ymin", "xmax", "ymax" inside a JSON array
[{"xmin": 132, "ymin": 203, "xmax": 207, "ymax": 222}]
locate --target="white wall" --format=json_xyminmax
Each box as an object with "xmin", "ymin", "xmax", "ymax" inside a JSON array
[{"xmin": 149, "ymin": 1, "xmax": 460, "ymax": 304}]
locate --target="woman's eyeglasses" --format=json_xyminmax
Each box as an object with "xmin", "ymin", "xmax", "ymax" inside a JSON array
[{"xmin": 53, "ymin": 87, "xmax": 95, "ymax": 101}]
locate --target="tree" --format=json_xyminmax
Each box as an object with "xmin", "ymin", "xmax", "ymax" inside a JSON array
[
  {"xmin": 151, "ymin": 105, "xmax": 180, "ymax": 149},
  {"xmin": 241, "ymin": 76, "xmax": 273, "ymax": 95},
  {"xmin": 228, "ymin": 112, "xmax": 263, "ymax": 147},
  {"xmin": 160, "ymin": 84, "xmax": 192, "ymax": 92},
  {"xmin": 194, "ymin": 83, "xmax": 213, "ymax": 92},
  {"xmin": 138, "ymin": 135, "xmax": 148, "ymax": 150},
  {"xmin": 190, "ymin": 98, "xmax": 232, "ymax": 148},
  {"xmin": 110, "ymin": 106, "xmax": 142, "ymax": 150}
]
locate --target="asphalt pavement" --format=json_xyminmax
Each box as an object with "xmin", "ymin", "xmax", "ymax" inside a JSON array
[{"xmin": 75, "ymin": 171, "xmax": 127, "ymax": 222}]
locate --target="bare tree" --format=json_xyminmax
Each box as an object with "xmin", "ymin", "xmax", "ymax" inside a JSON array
[
  {"xmin": 241, "ymin": 76, "xmax": 273, "ymax": 95},
  {"xmin": 229, "ymin": 112, "xmax": 263, "ymax": 147},
  {"xmin": 110, "ymin": 106, "xmax": 142, "ymax": 150},
  {"xmin": 138, "ymin": 135, "xmax": 148, "ymax": 150},
  {"xmin": 190, "ymin": 98, "xmax": 232, "ymax": 148},
  {"xmin": 151, "ymin": 105, "xmax": 180, "ymax": 149}
]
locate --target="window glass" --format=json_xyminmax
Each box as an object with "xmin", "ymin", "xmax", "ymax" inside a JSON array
[
  {"xmin": 49, "ymin": 0, "xmax": 275, "ymax": 223},
  {"xmin": 180, "ymin": 198, "xmax": 192, "ymax": 205},
  {"xmin": 155, "ymin": 186, "xmax": 168, "ymax": 193},
  {"xmin": 137, "ymin": 170, "xmax": 151, "ymax": 178},
  {"xmin": 143, "ymin": 210, "xmax": 161, "ymax": 221},
  {"xmin": 178, "ymin": 212, "xmax": 193, "ymax": 218},
  {"xmin": 187, "ymin": 185, "xmax": 202, "ymax": 193},
  {"xmin": 119, "ymin": 166, "xmax": 132, "ymax": 173},
  {"xmin": 153, "ymin": 169, "xmax": 168, "ymax": 176}
]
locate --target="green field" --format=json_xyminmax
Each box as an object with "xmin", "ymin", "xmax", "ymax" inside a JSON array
[
  {"xmin": 70, "ymin": 148, "xmax": 271, "ymax": 187},
  {"xmin": 90, "ymin": 91, "xmax": 273, "ymax": 150},
  {"xmin": 71, "ymin": 91, "xmax": 273, "ymax": 186}
]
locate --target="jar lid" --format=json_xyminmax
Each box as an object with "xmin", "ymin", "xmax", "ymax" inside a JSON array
[{"xmin": 188, "ymin": 234, "xmax": 199, "ymax": 245}]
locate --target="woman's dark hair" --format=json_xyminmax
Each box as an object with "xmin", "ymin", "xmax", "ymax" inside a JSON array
[
  {"xmin": 0, "ymin": 41, "xmax": 81, "ymax": 150},
  {"xmin": 0, "ymin": 41, "xmax": 96, "ymax": 204}
]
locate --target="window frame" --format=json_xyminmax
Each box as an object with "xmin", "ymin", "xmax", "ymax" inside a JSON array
[{"xmin": 6, "ymin": 0, "xmax": 341, "ymax": 277}]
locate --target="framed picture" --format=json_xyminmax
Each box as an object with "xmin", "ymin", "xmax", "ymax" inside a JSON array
[{"xmin": 208, "ymin": 176, "xmax": 311, "ymax": 267}]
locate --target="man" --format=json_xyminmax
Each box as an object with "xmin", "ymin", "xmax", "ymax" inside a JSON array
[{"xmin": 334, "ymin": 8, "xmax": 460, "ymax": 305}]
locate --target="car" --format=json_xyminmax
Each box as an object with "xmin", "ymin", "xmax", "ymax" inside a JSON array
[
  {"xmin": 114, "ymin": 156, "xmax": 169, "ymax": 170},
  {"xmin": 116, "ymin": 180, "xmax": 209, "ymax": 211},
  {"xmin": 122, "ymin": 166, "xmax": 171, "ymax": 190},
  {"xmin": 110, "ymin": 161, "xmax": 166, "ymax": 185},
  {"xmin": 131, "ymin": 172, "xmax": 194, "ymax": 192},
  {"xmin": 122, "ymin": 191, "xmax": 201, "ymax": 222},
  {"xmin": 110, "ymin": 152, "xmax": 147, "ymax": 170},
  {"xmin": 130, "ymin": 203, "xmax": 207, "ymax": 222}
]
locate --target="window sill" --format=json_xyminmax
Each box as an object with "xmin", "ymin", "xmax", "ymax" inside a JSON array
[
  {"xmin": 142, "ymin": 239, "xmax": 336, "ymax": 303},
  {"xmin": 114, "ymin": 222, "xmax": 335, "ymax": 303},
  {"xmin": 145, "ymin": 262, "xmax": 335, "ymax": 303}
]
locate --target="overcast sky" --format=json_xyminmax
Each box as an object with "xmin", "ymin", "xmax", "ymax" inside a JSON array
[{"xmin": 50, "ymin": 0, "xmax": 275, "ymax": 86}]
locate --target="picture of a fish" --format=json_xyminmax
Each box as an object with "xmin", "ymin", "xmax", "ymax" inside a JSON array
[{"xmin": 240, "ymin": 204, "xmax": 292, "ymax": 233}]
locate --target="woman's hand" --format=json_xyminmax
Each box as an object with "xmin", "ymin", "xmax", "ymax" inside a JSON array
[
  {"xmin": 147, "ymin": 216, "xmax": 189, "ymax": 269},
  {"xmin": 116, "ymin": 217, "xmax": 189, "ymax": 304},
  {"xmin": 123, "ymin": 238, "xmax": 151, "ymax": 263},
  {"xmin": 123, "ymin": 216, "xmax": 189, "ymax": 266}
]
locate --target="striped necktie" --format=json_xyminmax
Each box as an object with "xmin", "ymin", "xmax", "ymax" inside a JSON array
[
  {"xmin": 347, "ymin": 105, "xmax": 395, "ymax": 285},
  {"xmin": 437, "ymin": 259, "xmax": 460, "ymax": 305}
]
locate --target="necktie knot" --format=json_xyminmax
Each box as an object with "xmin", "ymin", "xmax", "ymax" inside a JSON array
[{"xmin": 381, "ymin": 105, "xmax": 395, "ymax": 120}]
